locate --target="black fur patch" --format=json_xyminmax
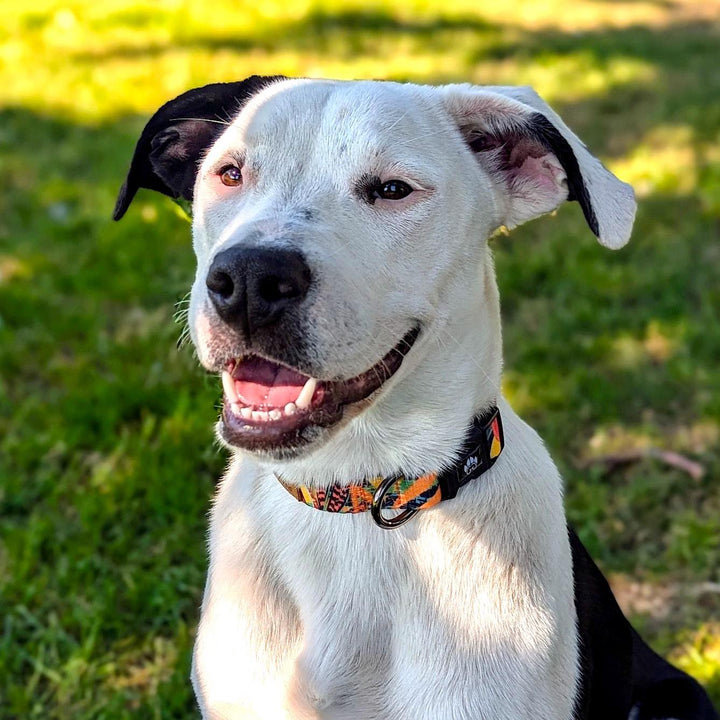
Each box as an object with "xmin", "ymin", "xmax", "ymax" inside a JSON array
[
  {"xmin": 570, "ymin": 529, "xmax": 719, "ymax": 719},
  {"xmin": 113, "ymin": 75, "xmax": 284, "ymax": 220},
  {"xmin": 527, "ymin": 113, "xmax": 600, "ymax": 237},
  {"xmin": 463, "ymin": 112, "xmax": 600, "ymax": 238}
]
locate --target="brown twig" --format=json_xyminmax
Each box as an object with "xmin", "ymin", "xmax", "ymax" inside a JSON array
[{"xmin": 577, "ymin": 447, "xmax": 705, "ymax": 480}]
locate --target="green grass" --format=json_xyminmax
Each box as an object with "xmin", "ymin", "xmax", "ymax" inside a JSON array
[{"xmin": 1, "ymin": 0, "xmax": 718, "ymax": 716}]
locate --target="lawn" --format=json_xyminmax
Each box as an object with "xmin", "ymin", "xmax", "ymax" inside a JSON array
[{"xmin": 0, "ymin": 0, "xmax": 718, "ymax": 717}]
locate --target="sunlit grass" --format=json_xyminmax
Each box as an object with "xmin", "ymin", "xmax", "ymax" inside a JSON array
[
  {"xmin": 0, "ymin": 0, "xmax": 689, "ymax": 121},
  {"xmin": 1, "ymin": 0, "xmax": 719, "ymax": 717},
  {"xmin": 674, "ymin": 624, "xmax": 720, "ymax": 690}
]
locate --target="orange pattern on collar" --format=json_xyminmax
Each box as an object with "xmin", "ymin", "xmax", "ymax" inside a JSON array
[
  {"xmin": 277, "ymin": 471, "xmax": 443, "ymax": 514},
  {"xmin": 276, "ymin": 407, "xmax": 504, "ymax": 518}
]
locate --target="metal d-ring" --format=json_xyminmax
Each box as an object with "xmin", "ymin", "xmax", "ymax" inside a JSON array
[{"xmin": 371, "ymin": 475, "xmax": 419, "ymax": 529}]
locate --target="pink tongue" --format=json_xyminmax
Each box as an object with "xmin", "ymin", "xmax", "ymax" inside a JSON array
[{"xmin": 233, "ymin": 357, "xmax": 308, "ymax": 408}]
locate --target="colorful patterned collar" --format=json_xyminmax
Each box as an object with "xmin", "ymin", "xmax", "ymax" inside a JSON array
[{"xmin": 277, "ymin": 407, "xmax": 504, "ymax": 529}]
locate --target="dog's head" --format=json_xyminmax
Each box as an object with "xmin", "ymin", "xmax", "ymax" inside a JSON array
[{"xmin": 115, "ymin": 77, "xmax": 635, "ymax": 463}]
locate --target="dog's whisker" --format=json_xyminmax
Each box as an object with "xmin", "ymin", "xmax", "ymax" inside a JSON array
[
  {"xmin": 176, "ymin": 323, "xmax": 192, "ymax": 350},
  {"xmin": 174, "ymin": 116, "xmax": 233, "ymax": 127},
  {"xmin": 393, "ymin": 127, "xmax": 455, "ymax": 147},
  {"xmin": 383, "ymin": 109, "xmax": 411, "ymax": 134},
  {"xmin": 435, "ymin": 325, "xmax": 502, "ymax": 397},
  {"xmin": 173, "ymin": 309, "xmax": 190, "ymax": 325}
]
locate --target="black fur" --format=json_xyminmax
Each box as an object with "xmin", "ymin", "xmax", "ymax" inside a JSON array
[
  {"xmin": 527, "ymin": 113, "xmax": 600, "ymax": 237},
  {"xmin": 113, "ymin": 75, "xmax": 283, "ymax": 220},
  {"xmin": 464, "ymin": 111, "xmax": 600, "ymax": 238},
  {"xmin": 570, "ymin": 529, "xmax": 718, "ymax": 720}
]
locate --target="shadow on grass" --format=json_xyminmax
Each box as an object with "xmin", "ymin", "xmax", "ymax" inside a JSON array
[
  {"xmin": 72, "ymin": 9, "xmax": 503, "ymax": 60},
  {"xmin": 66, "ymin": 12, "xmax": 720, "ymax": 151},
  {"xmin": 0, "ymin": 105, "xmax": 217, "ymax": 718}
]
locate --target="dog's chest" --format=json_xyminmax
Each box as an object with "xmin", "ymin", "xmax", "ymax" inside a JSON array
[
  {"xmin": 195, "ymin": 463, "xmax": 578, "ymax": 719},
  {"xmin": 273, "ymin": 512, "xmax": 400, "ymax": 716}
]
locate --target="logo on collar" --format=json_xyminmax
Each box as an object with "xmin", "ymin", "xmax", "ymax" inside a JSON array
[{"xmin": 464, "ymin": 455, "xmax": 479, "ymax": 475}]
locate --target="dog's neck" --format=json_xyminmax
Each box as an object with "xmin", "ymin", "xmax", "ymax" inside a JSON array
[{"xmin": 260, "ymin": 247, "xmax": 503, "ymax": 489}]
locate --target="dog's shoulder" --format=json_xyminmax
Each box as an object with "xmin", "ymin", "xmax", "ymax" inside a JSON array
[
  {"xmin": 570, "ymin": 529, "xmax": 719, "ymax": 720},
  {"xmin": 570, "ymin": 528, "xmax": 635, "ymax": 719}
]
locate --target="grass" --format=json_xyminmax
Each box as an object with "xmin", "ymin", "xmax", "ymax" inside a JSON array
[{"xmin": 0, "ymin": 0, "xmax": 718, "ymax": 716}]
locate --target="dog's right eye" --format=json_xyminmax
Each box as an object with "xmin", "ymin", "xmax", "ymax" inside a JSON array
[
  {"xmin": 219, "ymin": 165, "xmax": 243, "ymax": 187},
  {"xmin": 369, "ymin": 180, "xmax": 413, "ymax": 203}
]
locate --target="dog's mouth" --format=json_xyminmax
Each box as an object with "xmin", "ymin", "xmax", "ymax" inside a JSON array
[{"xmin": 219, "ymin": 326, "xmax": 420, "ymax": 452}]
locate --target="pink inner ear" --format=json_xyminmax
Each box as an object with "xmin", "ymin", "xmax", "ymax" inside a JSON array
[
  {"xmin": 497, "ymin": 136, "xmax": 569, "ymax": 226},
  {"xmin": 512, "ymin": 152, "xmax": 567, "ymax": 193},
  {"xmin": 507, "ymin": 137, "xmax": 567, "ymax": 194},
  {"xmin": 463, "ymin": 118, "xmax": 571, "ymax": 227}
]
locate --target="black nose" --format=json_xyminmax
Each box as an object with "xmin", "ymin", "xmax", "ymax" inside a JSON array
[{"xmin": 206, "ymin": 247, "xmax": 312, "ymax": 338}]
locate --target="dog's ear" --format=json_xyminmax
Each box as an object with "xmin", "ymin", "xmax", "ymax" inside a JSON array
[
  {"xmin": 441, "ymin": 85, "xmax": 636, "ymax": 249},
  {"xmin": 113, "ymin": 76, "xmax": 284, "ymax": 221}
]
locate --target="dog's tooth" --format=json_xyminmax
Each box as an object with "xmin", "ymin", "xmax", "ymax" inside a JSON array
[
  {"xmin": 222, "ymin": 371, "xmax": 238, "ymax": 402},
  {"xmin": 240, "ymin": 407, "xmax": 252, "ymax": 419},
  {"xmin": 284, "ymin": 402, "xmax": 297, "ymax": 416},
  {"xmin": 252, "ymin": 410, "xmax": 269, "ymax": 422},
  {"xmin": 230, "ymin": 402, "xmax": 241, "ymax": 415},
  {"xmin": 295, "ymin": 378, "xmax": 317, "ymax": 410},
  {"xmin": 269, "ymin": 409, "xmax": 282, "ymax": 420}
]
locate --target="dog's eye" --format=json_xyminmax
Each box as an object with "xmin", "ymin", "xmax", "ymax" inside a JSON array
[
  {"xmin": 219, "ymin": 165, "xmax": 242, "ymax": 187},
  {"xmin": 372, "ymin": 180, "xmax": 413, "ymax": 202}
]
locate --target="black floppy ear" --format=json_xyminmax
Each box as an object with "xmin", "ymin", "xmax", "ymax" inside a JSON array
[{"xmin": 113, "ymin": 75, "xmax": 284, "ymax": 221}]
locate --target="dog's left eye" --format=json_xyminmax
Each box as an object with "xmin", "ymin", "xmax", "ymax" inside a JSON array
[{"xmin": 371, "ymin": 180, "xmax": 413, "ymax": 201}]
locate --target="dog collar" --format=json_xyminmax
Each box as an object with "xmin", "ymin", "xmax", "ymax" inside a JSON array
[{"xmin": 277, "ymin": 406, "xmax": 504, "ymax": 529}]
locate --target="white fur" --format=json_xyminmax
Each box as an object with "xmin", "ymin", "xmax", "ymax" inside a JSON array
[{"xmin": 185, "ymin": 79, "xmax": 636, "ymax": 719}]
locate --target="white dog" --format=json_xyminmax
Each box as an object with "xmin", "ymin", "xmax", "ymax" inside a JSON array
[{"xmin": 115, "ymin": 76, "xmax": 718, "ymax": 720}]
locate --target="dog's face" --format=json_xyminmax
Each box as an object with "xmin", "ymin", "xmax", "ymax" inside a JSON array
[
  {"xmin": 188, "ymin": 80, "xmax": 501, "ymax": 458},
  {"xmin": 115, "ymin": 77, "xmax": 635, "ymax": 461}
]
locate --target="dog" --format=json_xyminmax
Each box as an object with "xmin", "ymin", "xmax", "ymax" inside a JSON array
[{"xmin": 114, "ymin": 76, "xmax": 719, "ymax": 720}]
